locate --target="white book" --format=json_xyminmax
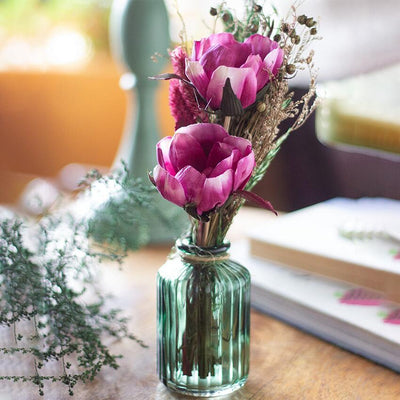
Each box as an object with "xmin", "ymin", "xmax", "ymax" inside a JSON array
[
  {"xmin": 248, "ymin": 198, "xmax": 400, "ymax": 303},
  {"xmin": 231, "ymin": 241, "xmax": 400, "ymax": 373}
]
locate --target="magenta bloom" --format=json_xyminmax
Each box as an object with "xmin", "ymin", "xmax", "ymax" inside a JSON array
[
  {"xmin": 185, "ymin": 33, "xmax": 284, "ymax": 110},
  {"xmin": 153, "ymin": 123, "xmax": 255, "ymax": 216}
]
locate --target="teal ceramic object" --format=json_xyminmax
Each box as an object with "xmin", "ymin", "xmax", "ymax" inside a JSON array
[
  {"xmin": 91, "ymin": 0, "xmax": 187, "ymax": 247},
  {"xmin": 110, "ymin": 0, "xmax": 170, "ymax": 175}
]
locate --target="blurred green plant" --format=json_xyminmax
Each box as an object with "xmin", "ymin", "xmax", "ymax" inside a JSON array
[
  {"xmin": 0, "ymin": 163, "xmax": 153, "ymax": 395},
  {"xmin": 0, "ymin": 0, "xmax": 113, "ymax": 52}
]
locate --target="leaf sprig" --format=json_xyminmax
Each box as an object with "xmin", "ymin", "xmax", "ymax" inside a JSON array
[{"xmin": 0, "ymin": 168, "xmax": 150, "ymax": 396}]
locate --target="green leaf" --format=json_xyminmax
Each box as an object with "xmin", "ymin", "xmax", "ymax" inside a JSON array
[
  {"xmin": 281, "ymin": 98, "xmax": 292, "ymax": 109},
  {"xmin": 246, "ymin": 128, "xmax": 292, "ymax": 190}
]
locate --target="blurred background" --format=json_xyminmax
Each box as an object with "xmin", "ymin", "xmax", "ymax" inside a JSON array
[{"xmin": 0, "ymin": 0, "xmax": 399, "ymax": 210}]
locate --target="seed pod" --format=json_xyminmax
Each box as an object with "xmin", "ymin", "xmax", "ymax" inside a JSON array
[
  {"xmin": 210, "ymin": 7, "xmax": 218, "ymax": 16},
  {"xmin": 257, "ymin": 102, "xmax": 267, "ymax": 113},
  {"xmin": 250, "ymin": 24, "xmax": 259, "ymax": 33},
  {"xmin": 291, "ymin": 35, "xmax": 301, "ymax": 45},
  {"xmin": 281, "ymin": 23, "xmax": 290, "ymax": 33},
  {"xmin": 310, "ymin": 28, "xmax": 317, "ymax": 35},
  {"xmin": 305, "ymin": 18, "xmax": 316, "ymax": 28},
  {"xmin": 253, "ymin": 4, "xmax": 262, "ymax": 12},
  {"xmin": 273, "ymin": 34, "xmax": 281, "ymax": 42},
  {"xmin": 297, "ymin": 15, "xmax": 307, "ymax": 25},
  {"xmin": 286, "ymin": 64, "xmax": 296, "ymax": 75},
  {"xmin": 222, "ymin": 12, "xmax": 232, "ymax": 23}
]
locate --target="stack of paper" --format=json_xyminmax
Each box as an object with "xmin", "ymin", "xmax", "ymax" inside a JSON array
[
  {"xmin": 231, "ymin": 198, "xmax": 400, "ymax": 372},
  {"xmin": 249, "ymin": 198, "xmax": 400, "ymax": 303}
]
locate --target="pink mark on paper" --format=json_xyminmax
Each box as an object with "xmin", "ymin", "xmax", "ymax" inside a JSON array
[
  {"xmin": 339, "ymin": 288, "xmax": 384, "ymax": 306},
  {"xmin": 383, "ymin": 309, "xmax": 400, "ymax": 325},
  {"xmin": 389, "ymin": 248, "xmax": 400, "ymax": 260}
]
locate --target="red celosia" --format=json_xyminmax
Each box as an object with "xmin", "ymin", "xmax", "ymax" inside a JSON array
[{"xmin": 169, "ymin": 47, "xmax": 208, "ymax": 129}]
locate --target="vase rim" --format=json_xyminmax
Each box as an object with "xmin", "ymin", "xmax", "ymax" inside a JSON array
[{"xmin": 176, "ymin": 237, "xmax": 230, "ymax": 257}]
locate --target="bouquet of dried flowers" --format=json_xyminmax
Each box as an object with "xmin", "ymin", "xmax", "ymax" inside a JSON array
[{"xmin": 151, "ymin": 1, "xmax": 319, "ymax": 247}]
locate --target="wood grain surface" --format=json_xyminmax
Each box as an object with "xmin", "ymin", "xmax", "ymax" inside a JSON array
[{"xmin": 1, "ymin": 208, "xmax": 399, "ymax": 399}]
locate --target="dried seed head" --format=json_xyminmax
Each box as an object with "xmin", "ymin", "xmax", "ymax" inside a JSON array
[
  {"xmin": 253, "ymin": 4, "xmax": 262, "ymax": 12},
  {"xmin": 291, "ymin": 35, "xmax": 301, "ymax": 45},
  {"xmin": 297, "ymin": 15, "xmax": 307, "ymax": 25},
  {"xmin": 210, "ymin": 7, "xmax": 218, "ymax": 16},
  {"xmin": 250, "ymin": 24, "xmax": 259, "ymax": 33},
  {"xmin": 273, "ymin": 34, "xmax": 281, "ymax": 42},
  {"xmin": 222, "ymin": 12, "xmax": 232, "ymax": 23},
  {"xmin": 257, "ymin": 102, "xmax": 267, "ymax": 113},
  {"xmin": 281, "ymin": 23, "xmax": 290, "ymax": 33},
  {"xmin": 310, "ymin": 27, "xmax": 317, "ymax": 35},
  {"xmin": 306, "ymin": 18, "xmax": 316, "ymax": 28},
  {"xmin": 286, "ymin": 64, "xmax": 296, "ymax": 75}
]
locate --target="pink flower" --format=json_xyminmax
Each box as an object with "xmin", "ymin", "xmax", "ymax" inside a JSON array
[
  {"xmin": 152, "ymin": 123, "xmax": 255, "ymax": 216},
  {"xmin": 185, "ymin": 33, "xmax": 284, "ymax": 110}
]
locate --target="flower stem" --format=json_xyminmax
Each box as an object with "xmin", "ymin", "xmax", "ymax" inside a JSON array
[
  {"xmin": 191, "ymin": 213, "xmax": 225, "ymax": 248},
  {"xmin": 224, "ymin": 116, "xmax": 232, "ymax": 132},
  {"xmin": 193, "ymin": 220, "xmax": 210, "ymax": 247}
]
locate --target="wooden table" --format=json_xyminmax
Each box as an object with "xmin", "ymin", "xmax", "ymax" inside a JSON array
[{"xmin": 3, "ymin": 209, "xmax": 400, "ymax": 399}]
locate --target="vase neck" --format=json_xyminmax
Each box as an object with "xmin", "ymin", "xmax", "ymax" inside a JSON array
[{"xmin": 176, "ymin": 238, "xmax": 230, "ymax": 264}]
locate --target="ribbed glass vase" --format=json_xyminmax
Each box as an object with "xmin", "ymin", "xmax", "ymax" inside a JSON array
[{"xmin": 157, "ymin": 238, "xmax": 250, "ymax": 397}]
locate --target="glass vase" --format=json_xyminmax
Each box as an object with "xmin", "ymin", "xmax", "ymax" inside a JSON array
[{"xmin": 157, "ymin": 238, "xmax": 250, "ymax": 397}]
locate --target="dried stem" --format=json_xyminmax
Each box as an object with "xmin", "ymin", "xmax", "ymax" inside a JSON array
[{"xmin": 224, "ymin": 116, "xmax": 232, "ymax": 132}]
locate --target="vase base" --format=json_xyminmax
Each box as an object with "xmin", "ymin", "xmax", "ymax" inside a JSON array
[{"xmin": 162, "ymin": 377, "xmax": 247, "ymax": 397}]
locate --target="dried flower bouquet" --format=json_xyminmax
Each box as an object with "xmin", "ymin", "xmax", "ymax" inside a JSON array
[{"xmin": 152, "ymin": 1, "xmax": 319, "ymax": 247}]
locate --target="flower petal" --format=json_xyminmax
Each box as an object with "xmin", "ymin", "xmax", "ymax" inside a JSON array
[
  {"xmin": 206, "ymin": 141, "xmax": 235, "ymax": 169},
  {"xmin": 180, "ymin": 123, "xmax": 228, "ymax": 155},
  {"xmin": 199, "ymin": 43, "xmax": 248, "ymax": 77},
  {"xmin": 241, "ymin": 54, "xmax": 262, "ymax": 74},
  {"xmin": 156, "ymin": 136, "xmax": 175, "ymax": 175},
  {"xmin": 153, "ymin": 165, "xmax": 187, "ymax": 207},
  {"xmin": 192, "ymin": 33, "xmax": 237, "ymax": 60},
  {"xmin": 264, "ymin": 47, "xmax": 284, "ymax": 76},
  {"xmin": 206, "ymin": 32, "xmax": 237, "ymax": 47},
  {"xmin": 209, "ymin": 149, "xmax": 241, "ymax": 178},
  {"xmin": 244, "ymin": 34, "xmax": 274, "ymax": 60},
  {"xmin": 233, "ymin": 152, "xmax": 255, "ymax": 191},
  {"xmin": 197, "ymin": 169, "xmax": 234, "ymax": 215},
  {"xmin": 222, "ymin": 135, "xmax": 253, "ymax": 156},
  {"xmin": 175, "ymin": 165, "xmax": 206, "ymax": 204},
  {"xmin": 238, "ymin": 69, "xmax": 258, "ymax": 108},
  {"xmin": 241, "ymin": 54, "xmax": 268, "ymax": 91},
  {"xmin": 185, "ymin": 60, "xmax": 209, "ymax": 99},
  {"xmin": 206, "ymin": 66, "xmax": 257, "ymax": 109},
  {"xmin": 170, "ymin": 130, "xmax": 207, "ymax": 172}
]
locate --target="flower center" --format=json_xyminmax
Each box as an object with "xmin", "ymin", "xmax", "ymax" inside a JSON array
[{"xmin": 202, "ymin": 166, "xmax": 213, "ymax": 176}]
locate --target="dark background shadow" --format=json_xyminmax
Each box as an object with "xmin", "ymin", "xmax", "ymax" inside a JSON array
[{"xmin": 254, "ymin": 88, "xmax": 400, "ymax": 212}]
